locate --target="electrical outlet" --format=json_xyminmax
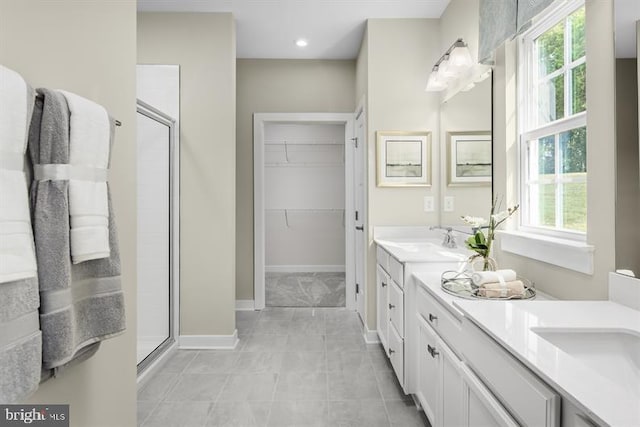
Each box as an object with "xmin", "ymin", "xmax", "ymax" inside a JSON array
[
  {"xmin": 424, "ymin": 196, "xmax": 435, "ymax": 212},
  {"xmin": 444, "ymin": 196, "xmax": 455, "ymax": 212}
]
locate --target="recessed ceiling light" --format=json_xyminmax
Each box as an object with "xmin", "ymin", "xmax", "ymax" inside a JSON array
[{"xmin": 295, "ymin": 39, "xmax": 308, "ymax": 47}]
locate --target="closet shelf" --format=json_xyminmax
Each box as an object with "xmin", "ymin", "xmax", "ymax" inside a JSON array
[
  {"xmin": 266, "ymin": 208, "xmax": 345, "ymax": 228},
  {"xmin": 265, "ymin": 162, "xmax": 344, "ymax": 168}
]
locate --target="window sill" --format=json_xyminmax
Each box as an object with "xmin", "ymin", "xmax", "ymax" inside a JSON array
[{"xmin": 497, "ymin": 230, "xmax": 594, "ymax": 275}]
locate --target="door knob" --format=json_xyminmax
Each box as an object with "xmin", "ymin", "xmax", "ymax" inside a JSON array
[
  {"xmin": 389, "ymin": 348, "xmax": 395, "ymax": 355},
  {"xmin": 427, "ymin": 344, "xmax": 439, "ymax": 358},
  {"xmin": 355, "ymin": 225, "xmax": 364, "ymax": 231},
  {"xmin": 389, "ymin": 303, "xmax": 395, "ymax": 309},
  {"xmin": 381, "ymin": 281, "xmax": 387, "ymax": 288},
  {"xmin": 429, "ymin": 313, "xmax": 438, "ymax": 322}
]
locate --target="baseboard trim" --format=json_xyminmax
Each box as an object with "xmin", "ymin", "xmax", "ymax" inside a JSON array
[
  {"xmin": 236, "ymin": 300, "xmax": 255, "ymax": 311},
  {"xmin": 363, "ymin": 325, "xmax": 381, "ymax": 344},
  {"xmin": 179, "ymin": 330, "xmax": 239, "ymax": 350},
  {"xmin": 137, "ymin": 341, "xmax": 178, "ymax": 389},
  {"xmin": 265, "ymin": 265, "xmax": 346, "ymax": 273}
]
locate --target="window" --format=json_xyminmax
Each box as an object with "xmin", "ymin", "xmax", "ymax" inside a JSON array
[{"xmin": 519, "ymin": 2, "xmax": 586, "ymax": 239}]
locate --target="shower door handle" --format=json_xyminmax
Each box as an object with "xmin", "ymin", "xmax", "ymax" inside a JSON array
[{"xmin": 355, "ymin": 225, "xmax": 364, "ymax": 231}]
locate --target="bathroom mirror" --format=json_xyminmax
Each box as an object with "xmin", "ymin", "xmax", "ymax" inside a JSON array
[
  {"xmin": 439, "ymin": 73, "xmax": 493, "ymax": 225},
  {"xmin": 614, "ymin": 0, "xmax": 640, "ymax": 274}
]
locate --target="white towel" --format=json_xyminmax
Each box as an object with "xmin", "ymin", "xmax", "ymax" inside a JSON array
[
  {"xmin": 471, "ymin": 269, "xmax": 517, "ymax": 286},
  {"xmin": 59, "ymin": 91, "xmax": 111, "ymax": 264},
  {"xmin": 0, "ymin": 65, "xmax": 37, "ymax": 283}
]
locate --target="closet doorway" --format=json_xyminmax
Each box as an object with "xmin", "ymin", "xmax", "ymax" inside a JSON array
[{"xmin": 254, "ymin": 113, "xmax": 357, "ymax": 310}]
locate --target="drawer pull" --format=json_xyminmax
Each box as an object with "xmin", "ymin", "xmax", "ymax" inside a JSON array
[
  {"xmin": 427, "ymin": 344, "xmax": 439, "ymax": 358},
  {"xmin": 389, "ymin": 348, "xmax": 395, "ymax": 355},
  {"xmin": 389, "ymin": 303, "xmax": 395, "ymax": 309},
  {"xmin": 381, "ymin": 281, "xmax": 387, "ymax": 288},
  {"xmin": 428, "ymin": 313, "xmax": 438, "ymax": 322}
]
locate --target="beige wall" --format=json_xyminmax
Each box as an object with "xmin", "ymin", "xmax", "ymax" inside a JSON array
[
  {"xmin": 493, "ymin": 0, "xmax": 617, "ymax": 299},
  {"xmin": 236, "ymin": 59, "xmax": 356, "ymax": 300},
  {"xmin": 0, "ymin": 1, "xmax": 137, "ymax": 425},
  {"xmin": 615, "ymin": 59, "xmax": 640, "ymax": 274},
  {"xmin": 362, "ymin": 19, "xmax": 441, "ymax": 329},
  {"xmin": 138, "ymin": 13, "xmax": 237, "ymax": 335}
]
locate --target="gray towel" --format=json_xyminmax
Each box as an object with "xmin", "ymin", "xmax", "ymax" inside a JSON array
[
  {"xmin": 0, "ymin": 81, "xmax": 42, "ymax": 404},
  {"xmin": 28, "ymin": 89, "xmax": 126, "ymax": 372}
]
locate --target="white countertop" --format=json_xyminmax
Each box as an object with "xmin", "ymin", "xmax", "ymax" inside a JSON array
[
  {"xmin": 453, "ymin": 299, "xmax": 640, "ymax": 426},
  {"xmin": 375, "ymin": 237, "xmax": 471, "ymax": 264}
]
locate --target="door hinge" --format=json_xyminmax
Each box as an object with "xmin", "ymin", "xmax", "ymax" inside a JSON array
[
  {"xmin": 355, "ymin": 210, "xmax": 359, "ymax": 221},
  {"xmin": 356, "ymin": 283, "xmax": 360, "ymax": 294}
]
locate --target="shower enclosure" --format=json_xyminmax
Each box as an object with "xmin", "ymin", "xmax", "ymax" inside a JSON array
[{"xmin": 136, "ymin": 100, "xmax": 176, "ymax": 373}]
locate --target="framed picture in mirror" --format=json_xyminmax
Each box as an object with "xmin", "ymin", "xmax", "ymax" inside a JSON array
[
  {"xmin": 447, "ymin": 131, "xmax": 492, "ymax": 185},
  {"xmin": 376, "ymin": 131, "xmax": 431, "ymax": 187}
]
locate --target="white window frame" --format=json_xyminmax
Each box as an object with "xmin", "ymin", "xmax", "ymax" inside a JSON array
[{"xmin": 517, "ymin": 0, "xmax": 587, "ymax": 242}]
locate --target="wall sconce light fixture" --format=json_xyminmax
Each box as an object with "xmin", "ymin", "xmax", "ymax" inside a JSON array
[{"xmin": 425, "ymin": 38, "xmax": 474, "ymax": 92}]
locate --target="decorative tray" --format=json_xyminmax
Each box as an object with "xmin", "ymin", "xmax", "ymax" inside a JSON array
[{"xmin": 440, "ymin": 270, "xmax": 536, "ymax": 300}]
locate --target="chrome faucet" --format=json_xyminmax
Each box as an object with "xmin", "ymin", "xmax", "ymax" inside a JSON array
[{"xmin": 429, "ymin": 226, "xmax": 457, "ymax": 248}]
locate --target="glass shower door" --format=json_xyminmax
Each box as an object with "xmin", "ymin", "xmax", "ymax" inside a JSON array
[{"xmin": 136, "ymin": 101, "xmax": 175, "ymax": 370}]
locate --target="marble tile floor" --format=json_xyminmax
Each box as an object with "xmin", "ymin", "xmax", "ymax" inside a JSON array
[
  {"xmin": 137, "ymin": 307, "xmax": 430, "ymax": 427},
  {"xmin": 266, "ymin": 272, "xmax": 346, "ymax": 307}
]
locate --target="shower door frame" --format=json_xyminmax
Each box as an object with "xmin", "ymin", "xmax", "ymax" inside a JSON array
[{"xmin": 136, "ymin": 99, "xmax": 178, "ymax": 375}]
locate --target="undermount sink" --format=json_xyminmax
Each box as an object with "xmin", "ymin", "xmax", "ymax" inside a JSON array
[{"xmin": 531, "ymin": 327, "xmax": 640, "ymax": 392}]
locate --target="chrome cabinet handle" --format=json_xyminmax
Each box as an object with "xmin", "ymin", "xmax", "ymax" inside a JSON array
[
  {"xmin": 389, "ymin": 303, "xmax": 395, "ymax": 309},
  {"xmin": 427, "ymin": 344, "xmax": 439, "ymax": 358},
  {"xmin": 389, "ymin": 348, "xmax": 395, "ymax": 355},
  {"xmin": 429, "ymin": 313, "xmax": 438, "ymax": 322},
  {"xmin": 381, "ymin": 281, "xmax": 387, "ymax": 288}
]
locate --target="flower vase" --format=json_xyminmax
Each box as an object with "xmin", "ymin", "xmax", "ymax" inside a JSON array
[{"xmin": 468, "ymin": 255, "xmax": 498, "ymax": 271}]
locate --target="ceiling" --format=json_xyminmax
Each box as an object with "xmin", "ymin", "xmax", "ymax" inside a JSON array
[
  {"xmin": 615, "ymin": 0, "xmax": 640, "ymax": 58},
  {"xmin": 137, "ymin": 0, "xmax": 451, "ymax": 59}
]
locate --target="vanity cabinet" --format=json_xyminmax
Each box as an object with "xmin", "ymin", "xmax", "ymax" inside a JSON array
[
  {"xmin": 415, "ymin": 295, "xmax": 518, "ymax": 427},
  {"xmin": 375, "ymin": 242, "xmax": 466, "ymax": 393}
]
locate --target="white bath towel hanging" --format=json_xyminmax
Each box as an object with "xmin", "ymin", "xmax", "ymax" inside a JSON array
[
  {"xmin": 58, "ymin": 90, "xmax": 111, "ymax": 263},
  {"xmin": 0, "ymin": 65, "xmax": 37, "ymax": 283}
]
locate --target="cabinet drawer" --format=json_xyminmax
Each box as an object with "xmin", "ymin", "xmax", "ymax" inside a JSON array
[
  {"xmin": 388, "ymin": 256, "xmax": 404, "ymax": 287},
  {"xmin": 376, "ymin": 246, "xmax": 389, "ymax": 273},
  {"xmin": 460, "ymin": 318, "xmax": 560, "ymax": 427},
  {"xmin": 562, "ymin": 400, "xmax": 601, "ymax": 427},
  {"xmin": 388, "ymin": 280, "xmax": 404, "ymax": 337},
  {"xmin": 388, "ymin": 321, "xmax": 404, "ymax": 386},
  {"xmin": 416, "ymin": 284, "xmax": 462, "ymax": 351},
  {"xmin": 376, "ymin": 265, "xmax": 390, "ymax": 351}
]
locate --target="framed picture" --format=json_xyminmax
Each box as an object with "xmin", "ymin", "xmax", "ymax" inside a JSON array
[
  {"xmin": 376, "ymin": 131, "xmax": 431, "ymax": 187},
  {"xmin": 447, "ymin": 131, "xmax": 492, "ymax": 185}
]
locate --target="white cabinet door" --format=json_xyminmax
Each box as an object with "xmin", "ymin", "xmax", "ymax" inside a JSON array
[
  {"xmin": 417, "ymin": 313, "xmax": 440, "ymax": 426},
  {"xmin": 388, "ymin": 279, "xmax": 404, "ymax": 337},
  {"xmin": 388, "ymin": 319, "xmax": 404, "ymax": 386},
  {"xmin": 440, "ymin": 336, "xmax": 464, "ymax": 427},
  {"xmin": 376, "ymin": 264, "xmax": 389, "ymax": 351},
  {"xmin": 460, "ymin": 363, "xmax": 518, "ymax": 427}
]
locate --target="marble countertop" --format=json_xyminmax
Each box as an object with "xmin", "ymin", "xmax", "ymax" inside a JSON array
[{"xmin": 453, "ymin": 299, "xmax": 640, "ymax": 426}]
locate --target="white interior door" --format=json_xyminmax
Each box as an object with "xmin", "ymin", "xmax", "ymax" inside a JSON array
[{"xmin": 354, "ymin": 105, "xmax": 366, "ymax": 322}]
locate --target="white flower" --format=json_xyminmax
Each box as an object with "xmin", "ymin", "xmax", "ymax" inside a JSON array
[{"xmin": 460, "ymin": 216, "xmax": 487, "ymax": 227}]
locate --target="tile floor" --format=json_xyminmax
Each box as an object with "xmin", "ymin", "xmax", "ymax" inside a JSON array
[
  {"xmin": 265, "ymin": 273, "xmax": 346, "ymax": 307},
  {"xmin": 137, "ymin": 308, "xmax": 430, "ymax": 426}
]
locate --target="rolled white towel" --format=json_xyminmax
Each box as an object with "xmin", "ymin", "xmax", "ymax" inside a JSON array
[
  {"xmin": 471, "ymin": 269, "xmax": 517, "ymax": 286},
  {"xmin": 478, "ymin": 280, "xmax": 526, "ymax": 298}
]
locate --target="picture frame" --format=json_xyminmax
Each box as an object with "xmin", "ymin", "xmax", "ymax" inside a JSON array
[
  {"xmin": 447, "ymin": 131, "xmax": 492, "ymax": 185},
  {"xmin": 376, "ymin": 131, "xmax": 431, "ymax": 187}
]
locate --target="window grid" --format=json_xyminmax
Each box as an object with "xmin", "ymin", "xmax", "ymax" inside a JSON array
[{"xmin": 519, "ymin": 1, "xmax": 586, "ymax": 240}]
